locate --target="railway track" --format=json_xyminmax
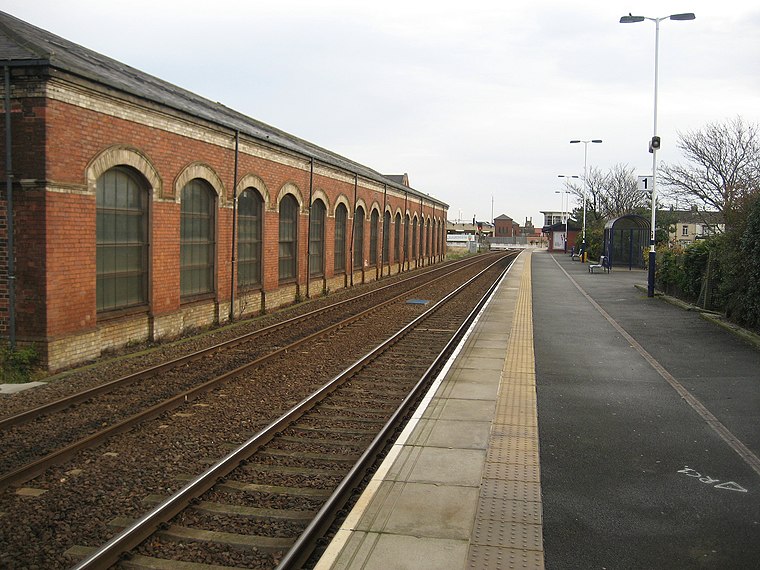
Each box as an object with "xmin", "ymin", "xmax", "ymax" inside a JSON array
[
  {"xmin": 64, "ymin": 253, "xmax": 515, "ymax": 569},
  {"xmin": 0, "ymin": 254, "xmax": 505, "ymax": 491}
]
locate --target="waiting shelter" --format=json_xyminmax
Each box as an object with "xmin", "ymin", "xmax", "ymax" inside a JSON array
[{"xmin": 603, "ymin": 215, "xmax": 649, "ymax": 270}]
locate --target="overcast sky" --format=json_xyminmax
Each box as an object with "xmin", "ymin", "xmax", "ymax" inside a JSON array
[{"xmin": 5, "ymin": 1, "xmax": 760, "ymax": 227}]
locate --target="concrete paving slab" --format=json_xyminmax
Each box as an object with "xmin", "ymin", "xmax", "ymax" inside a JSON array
[
  {"xmin": 331, "ymin": 533, "xmax": 470, "ymax": 570},
  {"xmin": 353, "ymin": 481, "xmax": 480, "ymax": 539},
  {"xmin": 386, "ymin": 446, "xmax": 486, "ymax": 486},
  {"xmin": 409, "ymin": 418, "xmax": 492, "ymax": 449},
  {"xmin": 0, "ymin": 381, "xmax": 46, "ymax": 394},
  {"xmin": 422, "ymin": 397, "xmax": 496, "ymax": 421}
]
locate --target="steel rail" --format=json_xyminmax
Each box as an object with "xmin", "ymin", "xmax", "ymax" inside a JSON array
[
  {"xmin": 70, "ymin": 255, "xmax": 512, "ymax": 570},
  {"xmin": 0, "ymin": 254, "xmax": 496, "ymax": 432},
  {"xmin": 0, "ymin": 253, "xmax": 513, "ymax": 491}
]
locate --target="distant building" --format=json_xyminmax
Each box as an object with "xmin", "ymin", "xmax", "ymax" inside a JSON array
[
  {"xmin": 493, "ymin": 214, "xmax": 520, "ymax": 237},
  {"xmin": 447, "ymin": 220, "xmax": 493, "ymax": 238},
  {"xmin": 540, "ymin": 210, "xmax": 569, "ymax": 229},
  {"xmin": 662, "ymin": 208, "xmax": 724, "ymax": 246}
]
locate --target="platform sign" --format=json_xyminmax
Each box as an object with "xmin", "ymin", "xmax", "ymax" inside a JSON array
[{"xmin": 637, "ymin": 175, "xmax": 653, "ymax": 193}]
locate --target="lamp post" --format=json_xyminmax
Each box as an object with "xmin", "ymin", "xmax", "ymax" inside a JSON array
[
  {"xmin": 554, "ymin": 189, "xmax": 571, "ymax": 253},
  {"xmin": 569, "ymin": 139, "xmax": 602, "ymax": 260},
  {"xmin": 620, "ymin": 12, "xmax": 695, "ymax": 297}
]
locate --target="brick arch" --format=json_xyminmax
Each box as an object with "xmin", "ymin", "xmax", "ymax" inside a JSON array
[
  {"xmin": 86, "ymin": 145, "xmax": 162, "ymax": 198},
  {"xmin": 175, "ymin": 162, "xmax": 225, "ymax": 204},
  {"xmin": 275, "ymin": 182, "xmax": 304, "ymax": 213},
  {"xmin": 354, "ymin": 198, "xmax": 368, "ymax": 220},
  {"xmin": 311, "ymin": 188, "xmax": 330, "ymax": 211},
  {"xmin": 333, "ymin": 194, "xmax": 350, "ymax": 216},
  {"xmin": 236, "ymin": 173, "xmax": 271, "ymax": 210}
]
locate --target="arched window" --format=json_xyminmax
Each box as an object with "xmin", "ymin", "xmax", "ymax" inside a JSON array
[
  {"xmin": 353, "ymin": 206, "xmax": 365, "ymax": 270},
  {"xmin": 279, "ymin": 194, "xmax": 299, "ymax": 282},
  {"xmin": 419, "ymin": 217, "xmax": 424, "ymax": 258},
  {"xmin": 430, "ymin": 220, "xmax": 438, "ymax": 257},
  {"xmin": 369, "ymin": 209, "xmax": 379, "ymax": 265},
  {"xmin": 394, "ymin": 212, "xmax": 401, "ymax": 262},
  {"xmin": 425, "ymin": 219, "xmax": 430, "ymax": 258},
  {"xmin": 404, "ymin": 214, "xmax": 410, "ymax": 261},
  {"xmin": 180, "ymin": 179, "xmax": 215, "ymax": 297},
  {"xmin": 237, "ymin": 188, "xmax": 263, "ymax": 288},
  {"xmin": 334, "ymin": 203, "xmax": 347, "ymax": 273},
  {"xmin": 309, "ymin": 199, "xmax": 326, "ymax": 277},
  {"xmin": 412, "ymin": 217, "xmax": 418, "ymax": 259},
  {"xmin": 96, "ymin": 167, "xmax": 148, "ymax": 312},
  {"xmin": 383, "ymin": 210, "xmax": 391, "ymax": 264}
]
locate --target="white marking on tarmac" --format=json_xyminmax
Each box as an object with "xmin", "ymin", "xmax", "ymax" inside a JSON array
[{"xmin": 678, "ymin": 466, "xmax": 749, "ymax": 493}]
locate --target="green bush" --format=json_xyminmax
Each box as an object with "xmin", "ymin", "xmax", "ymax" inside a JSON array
[
  {"xmin": 655, "ymin": 244, "xmax": 686, "ymax": 297},
  {"xmin": 726, "ymin": 196, "xmax": 760, "ymax": 330},
  {"xmin": 0, "ymin": 345, "xmax": 40, "ymax": 383}
]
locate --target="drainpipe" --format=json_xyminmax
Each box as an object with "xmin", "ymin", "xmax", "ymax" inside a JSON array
[
  {"xmin": 381, "ymin": 183, "xmax": 387, "ymax": 277},
  {"xmin": 402, "ymin": 191, "xmax": 408, "ymax": 271},
  {"xmin": 306, "ymin": 157, "xmax": 313, "ymax": 298},
  {"xmin": 4, "ymin": 66, "xmax": 15, "ymax": 350},
  {"xmin": 432, "ymin": 203, "xmax": 436, "ymax": 262},
  {"xmin": 419, "ymin": 196, "xmax": 423, "ymax": 267},
  {"xmin": 229, "ymin": 130, "xmax": 239, "ymax": 322},
  {"xmin": 349, "ymin": 174, "xmax": 357, "ymax": 287}
]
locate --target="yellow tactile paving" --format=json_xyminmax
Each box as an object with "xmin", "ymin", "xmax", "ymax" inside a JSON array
[{"xmin": 468, "ymin": 250, "xmax": 545, "ymax": 569}]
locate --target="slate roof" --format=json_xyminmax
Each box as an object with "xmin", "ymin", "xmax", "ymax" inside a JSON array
[
  {"xmin": 661, "ymin": 209, "xmax": 724, "ymax": 225},
  {"xmin": 0, "ymin": 11, "xmax": 446, "ymax": 208}
]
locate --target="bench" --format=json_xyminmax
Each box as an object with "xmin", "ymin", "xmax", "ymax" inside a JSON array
[{"xmin": 589, "ymin": 255, "xmax": 610, "ymax": 274}]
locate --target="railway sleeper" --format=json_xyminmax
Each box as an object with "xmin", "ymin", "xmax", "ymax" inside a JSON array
[
  {"xmin": 108, "ymin": 517, "xmax": 296, "ymax": 552},
  {"xmin": 277, "ymin": 434, "xmax": 368, "ymax": 448},
  {"xmin": 291, "ymin": 423, "xmax": 377, "ymax": 436},
  {"xmin": 241, "ymin": 463, "xmax": 345, "ymax": 477},
  {"xmin": 318, "ymin": 403, "xmax": 393, "ymax": 415},
  {"xmin": 173, "ymin": 475, "xmax": 333, "ymax": 498},
  {"xmin": 257, "ymin": 448, "xmax": 359, "ymax": 462},
  {"xmin": 142, "ymin": 494, "xmax": 316, "ymax": 521},
  {"xmin": 65, "ymin": 546, "xmax": 237, "ymax": 570},
  {"xmin": 306, "ymin": 414, "xmax": 387, "ymax": 424}
]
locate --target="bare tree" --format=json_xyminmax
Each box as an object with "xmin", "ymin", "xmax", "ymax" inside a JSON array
[
  {"xmin": 659, "ymin": 116, "xmax": 760, "ymax": 228},
  {"xmin": 563, "ymin": 164, "xmax": 646, "ymax": 222}
]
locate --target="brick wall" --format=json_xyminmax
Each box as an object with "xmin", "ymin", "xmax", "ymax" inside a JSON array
[{"xmin": 1, "ymin": 70, "xmax": 447, "ymax": 369}]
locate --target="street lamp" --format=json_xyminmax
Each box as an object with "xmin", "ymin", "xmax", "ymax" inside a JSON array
[
  {"xmin": 554, "ymin": 189, "xmax": 571, "ymax": 253},
  {"xmin": 570, "ymin": 139, "xmax": 602, "ymax": 259},
  {"xmin": 620, "ymin": 12, "xmax": 695, "ymax": 297}
]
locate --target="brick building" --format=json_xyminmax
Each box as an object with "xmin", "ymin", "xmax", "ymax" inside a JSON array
[
  {"xmin": 493, "ymin": 214, "xmax": 520, "ymax": 238},
  {"xmin": 0, "ymin": 12, "xmax": 448, "ymax": 370}
]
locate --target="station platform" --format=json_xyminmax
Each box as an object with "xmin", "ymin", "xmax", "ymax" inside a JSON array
[{"xmin": 315, "ymin": 250, "xmax": 760, "ymax": 569}]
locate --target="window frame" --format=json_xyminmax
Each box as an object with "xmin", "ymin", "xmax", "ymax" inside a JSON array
[
  {"xmin": 369, "ymin": 209, "xmax": 379, "ymax": 266},
  {"xmin": 237, "ymin": 187, "xmax": 263, "ymax": 289},
  {"xmin": 309, "ymin": 199, "xmax": 326, "ymax": 277},
  {"xmin": 278, "ymin": 194, "xmax": 299, "ymax": 283},
  {"xmin": 96, "ymin": 166, "xmax": 149, "ymax": 314},
  {"xmin": 180, "ymin": 178, "xmax": 216, "ymax": 300},
  {"xmin": 353, "ymin": 206, "xmax": 365, "ymax": 270},
  {"xmin": 334, "ymin": 203, "xmax": 347, "ymax": 273}
]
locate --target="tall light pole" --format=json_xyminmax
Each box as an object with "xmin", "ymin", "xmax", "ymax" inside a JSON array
[
  {"xmin": 570, "ymin": 139, "xmax": 602, "ymax": 260},
  {"xmin": 620, "ymin": 12, "xmax": 695, "ymax": 297}
]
